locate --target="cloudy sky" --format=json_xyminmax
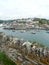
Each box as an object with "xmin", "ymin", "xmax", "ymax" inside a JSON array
[{"xmin": 0, "ymin": 0, "xmax": 49, "ymax": 20}]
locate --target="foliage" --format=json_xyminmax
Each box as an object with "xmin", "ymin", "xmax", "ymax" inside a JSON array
[
  {"xmin": 0, "ymin": 51, "xmax": 16, "ymax": 65},
  {"xmin": 0, "ymin": 18, "xmax": 49, "ymax": 25},
  {"xmin": 33, "ymin": 18, "xmax": 49, "ymax": 25},
  {"xmin": 0, "ymin": 20, "xmax": 4, "ymax": 23}
]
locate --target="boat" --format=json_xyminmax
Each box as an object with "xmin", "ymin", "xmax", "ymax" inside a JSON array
[
  {"xmin": 20, "ymin": 30, "xmax": 26, "ymax": 33},
  {"xmin": 46, "ymin": 30, "xmax": 49, "ymax": 33},
  {"xmin": 12, "ymin": 30, "xmax": 15, "ymax": 32},
  {"xmin": 31, "ymin": 32, "xmax": 36, "ymax": 34},
  {"xmin": 31, "ymin": 30, "xmax": 36, "ymax": 34},
  {"xmin": 46, "ymin": 31, "xmax": 49, "ymax": 33}
]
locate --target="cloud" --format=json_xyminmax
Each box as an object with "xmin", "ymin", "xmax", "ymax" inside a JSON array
[{"xmin": 0, "ymin": 0, "xmax": 49, "ymax": 19}]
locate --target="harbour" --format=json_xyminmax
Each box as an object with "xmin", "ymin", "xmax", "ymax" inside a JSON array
[{"xmin": 0, "ymin": 28, "xmax": 49, "ymax": 47}]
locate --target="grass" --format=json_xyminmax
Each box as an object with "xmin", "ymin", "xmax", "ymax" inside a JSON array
[{"xmin": 0, "ymin": 51, "xmax": 16, "ymax": 65}]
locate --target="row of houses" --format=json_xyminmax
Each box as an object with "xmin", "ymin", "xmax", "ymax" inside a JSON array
[{"xmin": 1, "ymin": 19, "xmax": 39, "ymax": 30}]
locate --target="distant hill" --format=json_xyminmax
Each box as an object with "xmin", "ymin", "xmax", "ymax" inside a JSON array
[
  {"xmin": 0, "ymin": 18, "xmax": 49, "ymax": 25},
  {"xmin": 0, "ymin": 20, "xmax": 4, "ymax": 23},
  {"xmin": 0, "ymin": 20, "xmax": 15, "ymax": 23},
  {"xmin": 33, "ymin": 18, "xmax": 49, "ymax": 25}
]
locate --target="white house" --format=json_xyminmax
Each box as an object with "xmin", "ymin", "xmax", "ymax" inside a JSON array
[{"xmin": 22, "ymin": 41, "xmax": 32, "ymax": 54}]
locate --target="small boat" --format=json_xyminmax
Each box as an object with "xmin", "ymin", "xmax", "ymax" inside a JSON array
[
  {"xmin": 12, "ymin": 30, "xmax": 15, "ymax": 32},
  {"xmin": 46, "ymin": 30, "xmax": 49, "ymax": 33},
  {"xmin": 31, "ymin": 30, "xmax": 36, "ymax": 34},
  {"xmin": 20, "ymin": 30, "xmax": 26, "ymax": 33},
  {"xmin": 31, "ymin": 32, "xmax": 36, "ymax": 34},
  {"xmin": 46, "ymin": 31, "xmax": 49, "ymax": 33}
]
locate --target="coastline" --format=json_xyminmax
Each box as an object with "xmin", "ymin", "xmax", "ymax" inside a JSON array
[
  {"xmin": 3, "ymin": 27, "xmax": 49, "ymax": 30},
  {"xmin": 0, "ymin": 32, "xmax": 49, "ymax": 65},
  {"xmin": 0, "ymin": 28, "xmax": 49, "ymax": 47}
]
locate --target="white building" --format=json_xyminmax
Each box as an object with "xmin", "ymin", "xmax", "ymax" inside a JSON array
[{"xmin": 22, "ymin": 41, "xmax": 32, "ymax": 53}]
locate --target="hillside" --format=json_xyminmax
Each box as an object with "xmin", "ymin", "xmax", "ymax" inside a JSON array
[
  {"xmin": 0, "ymin": 51, "xmax": 16, "ymax": 65},
  {"xmin": 0, "ymin": 18, "xmax": 49, "ymax": 25}
]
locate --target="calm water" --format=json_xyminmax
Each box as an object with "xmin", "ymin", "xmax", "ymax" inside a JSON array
[{"xmin": 0, "ymin": 28, "xmax": 49, "ymax": 47}]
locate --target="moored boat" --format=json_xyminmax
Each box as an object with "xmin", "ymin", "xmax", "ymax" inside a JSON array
[
  {"xmin": 20, "ymin": 30, "xmax": 26, "ymax": 33},
  {"xmin": 31, "ymin": 30, "xmax": 36, "ymax": 34}
]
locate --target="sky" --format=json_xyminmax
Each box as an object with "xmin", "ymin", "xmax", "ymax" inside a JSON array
[{"xmin": 0, "ymin": 0, "xmax": 49, "ymax": 20}]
